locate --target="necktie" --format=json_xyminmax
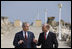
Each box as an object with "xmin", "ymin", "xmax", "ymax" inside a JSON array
[
  {"xmin": 25, "ymin": 32, "xmax": 27, "ymax": 48},
  {"xmin": 45, "ymin": 32, "xmax": 46, "ymax": 40},
  {"xmin": 25, "ymin": 32, "xmax": 27, "ymax": 40}
]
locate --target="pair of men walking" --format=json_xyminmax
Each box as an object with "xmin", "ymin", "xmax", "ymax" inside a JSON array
[{"xmin": 13, "ymin": 22, "xmax": 58, "ymax": 48}]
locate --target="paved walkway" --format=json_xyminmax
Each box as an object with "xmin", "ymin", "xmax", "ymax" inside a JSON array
[{"xmin": 1, "ymin": 26, "xmax": 71, "ymax": 48}]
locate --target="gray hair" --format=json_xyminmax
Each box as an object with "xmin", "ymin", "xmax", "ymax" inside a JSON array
[
  {"xmin": 42, "ymin": 24, "xmax": 50, "ymax": 29},
  {"xmin": 22, "ymin": 22, "xmax": 28, "ymax": 27}
]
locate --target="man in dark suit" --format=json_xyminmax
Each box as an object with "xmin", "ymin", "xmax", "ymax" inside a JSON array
[
  {"xmin": 13, "ymin": 22, "xmax": 36, "ymax": 48},
  {"xmin": 37, "ymin": 24, "xmax": 58, "ymax": 48}
]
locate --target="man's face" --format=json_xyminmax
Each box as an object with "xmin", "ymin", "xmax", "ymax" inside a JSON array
[
  {"xmin": 42, "ymin": 25, "xmax": 48, "ymax": 32},
  {"xmin": 23, "ymin": 24, "xmax": 29, "ymax": 31}
]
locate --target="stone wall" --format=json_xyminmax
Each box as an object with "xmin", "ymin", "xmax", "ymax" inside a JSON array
[{"xmin": 1, "ymin": 16, "xmax": 14, "ymax": 35}]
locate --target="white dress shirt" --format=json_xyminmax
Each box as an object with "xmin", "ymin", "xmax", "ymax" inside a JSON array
[
  {"xmin": 23, "ymin": 30, "xmax": 28, "ymax": 38},
  {"xmin": 45, "ymin": 30, "xmax": 49, "ymax": 39}
]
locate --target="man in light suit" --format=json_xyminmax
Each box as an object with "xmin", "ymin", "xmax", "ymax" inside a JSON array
[
  {"xmin": 37, "ymin": 24, "xmax": 58, "ymax": 48},
  {"xmin": 13, "ymin": 22, "xmax": 36, "ymax": 48}
]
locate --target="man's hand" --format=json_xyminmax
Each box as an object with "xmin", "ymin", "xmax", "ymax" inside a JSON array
[
  {"xmin": 18, "ymin": 40, "xmax": 24, "ymax": 44},
  {"xmin": 33, "ymin": 38, "xmax": 38, "ymax": 44}
]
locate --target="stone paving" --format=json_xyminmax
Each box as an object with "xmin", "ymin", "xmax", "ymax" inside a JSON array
[{"xmin": 1, "ymin": 26, "xmax": 71, "ymax": 48}]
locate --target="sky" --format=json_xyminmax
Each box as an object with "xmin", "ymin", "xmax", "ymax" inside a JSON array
[{"xmin": 1, "ymin": 1, "xmax": 71, "ymax": 24}]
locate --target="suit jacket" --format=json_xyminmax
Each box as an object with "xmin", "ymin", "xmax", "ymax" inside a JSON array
[
  {"xmin": 13, "ymin": 31, "xmax": 36, "ymax": 48},
  {"xmin": 37, "ymin": 31, "xmax": 58, "ymax": 48}
]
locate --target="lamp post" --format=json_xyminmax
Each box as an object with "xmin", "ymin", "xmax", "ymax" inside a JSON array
[
  {"xmin": 44, "ymin": 8, "xmax": 48, "ymax": 24},
  {"xmin": 58, "ymin": 3, "xmax": 62, "ymax": 40}
]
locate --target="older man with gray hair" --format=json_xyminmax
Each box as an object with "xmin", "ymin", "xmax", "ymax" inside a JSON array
[
  {"xmin": 37, "ymin": 24, "xmax": 58, "ymax": 48},
  {"xmin": 13, "ymin": 22, "xmax": 36, "ymax": 48}
]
